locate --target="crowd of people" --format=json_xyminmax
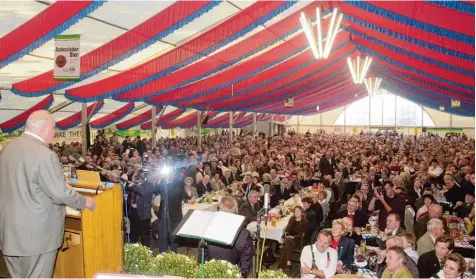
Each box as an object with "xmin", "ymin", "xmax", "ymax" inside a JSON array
[{"xmin": 54, "ymin": 130, "xmax": 475, "ymax": 278}]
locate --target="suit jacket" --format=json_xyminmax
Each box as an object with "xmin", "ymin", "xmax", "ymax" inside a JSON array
[
  {"xmin": 156, "ymin": 178, "xmax": 184, "ymax": 223},
  {"xmin": 275, "ymin": 186, "xmax": 292, "ymax": 201},
  {"xmin": 336, "ymin": 209, "xmax": 369, "ymax": 228},
  {"xmin": 417, "ymin": 232, "xmax": 435, "ymax": 256},
  {"xmin": 336, "ymin": 179, "xmax": 347, "ymax": 202},
  {"xmin": 128, "ymin": 180, "xmax": 156, "ymax": 220},
  {"xmin": 205, "ymin": 228, "xmax": 253, "ymax": 277},
  {"xmin": 0, "ymin": 134, "xmax": 86, "ymax": 256},
  {"xmin": 196, "ymin": 181, "xmax": 212, "ymax": 197},
  {"xmin": 336, "ymin": 236, "xmax": 355, "ymax": 266},
  {"xmin": 417, "ymin": 250, "xmax": 441, "ymax": 278},
  {"xmin": 319, "ymin": 157, "xmax": 337, "ymax": 177},
  {"xmin": 221, "ymin": 176, "xmax": 234, "ymax": 187},
  {"xmin": 311, "ymin": 202, "xmax": 329, "ymax": 225},
  {"xmin": 238, "ymin": 201, "xmax": 261, "ymax": 227}
]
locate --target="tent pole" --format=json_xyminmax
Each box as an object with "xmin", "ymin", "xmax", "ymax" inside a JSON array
[
  {"xmin": 229, "ymin": 111, "xmax": 233, "ymax": 143},
  {"xmin": 151, "ymin": 106, "xmax": 157, "ymax": 149},
  {"xmin": 197, "ymin": 111, "xmax": 202, "ymax": 150},
  {"xmin": 253, "ymin": 113, "xmax": 257, "ymax": 136},
  {"xmin": 81, "ymin": 103, "xmax": 87, "ymax": 156}
]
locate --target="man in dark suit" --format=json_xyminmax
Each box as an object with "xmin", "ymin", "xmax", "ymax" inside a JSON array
[
  {"xmin": 417, "ymin": 235, "xmax": 454, "ymax": 278},
  {"xmin": 136, "ymin": 136, "xmax": 146, "ymax": 157},
  {"xmin": 127, "ymin": 173, "xmax": 157, "ymax": 247},
  {"xmin": 196, "ymin": 175, "xmax": 213, "ymax": 197},
  {"xmin": 302, "ymin": 197, "xmax": 318, "ymax": 243},
  {"xmin": 336, "ymin": 195, "xmax": 369, "ymax": 228},
  {"xmin": 156, "ymin": 171, "xmax": 184, "ymax": 253},
  {"xmin": 238, "ymin": 190, "xmax": 262, "ymax": 227},
  {"xmin": 444, "ymin": 175, "xmax": 466, "ymax": 213},
  {"xmin": 376, "ymin": 213, "xmax": 405, "ymax": 249},
  {"xmin": 205, "ymin": 196, "xmax": 253, "ymax": 278},
  {"xmin": 275, "ymin": 179, "xmax": 292, "ymax": 201},
  {"xmin": 319, "ymin": 151, "xmax": 338, "ymax": 178},
  {"xmin": 221, "ymin": 168, "xmax": 234, "ymax": 187}
]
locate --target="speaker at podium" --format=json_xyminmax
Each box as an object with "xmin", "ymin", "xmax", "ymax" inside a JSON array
[{"xmin": 53, "ymin": 172, "xmax": 123, "ymax": 278}]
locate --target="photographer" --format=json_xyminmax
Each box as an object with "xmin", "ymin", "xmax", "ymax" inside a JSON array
[
  {"xmin": 368, "ymin": 181, "xmax": 406, "ymax": 231},
  {"xmin": 125, "ymin": 165, "xmax": 158, "ymax": 248}
]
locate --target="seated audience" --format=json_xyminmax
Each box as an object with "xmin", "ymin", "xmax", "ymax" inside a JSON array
[
  {"xmin": 416, "ymin": 193, "xmax": 436, "ymax": 220},
  {"xmin": 310, "ymin": 191, "xmax": 325, "ymax": 227},
  {"xmin": 300, "ymin": 230, "xmax": 338, "ymax": 278},
  {"xmin": 301, "ymin": 197, "xmax": 318, "ymax": 243},
  {"xmin": 381, "ymin": 246, "xmax": 414, "ymax": 278},
  {"xmin": 430, "ymin": 253, "xmax": 466, "ymax": 279},
  {"xmin": 418, "ymin": 235, "xmax": 455, "ymax": 278},
  {"xmin": 183, "ymin": 177, "xmax": 198, "ymax": 202},
  {"xmin": 399, "ymin": 232, "xmax": 419, "ymax": 263},
  {"xmin": 330, "ymin": 219, "xmax": 355, "ymax": 272},
  {"xmin": 238, "ymin": 190, "xmax": 262, "ymax": 227},
  {"xmin": 378, "ymin": 213, "xmax": 405, "ymax": 249},
  {"xmin": 376, "ymin": 236, "xmax": 419, "ymax": 278},
  {"xmin": 278, "ymin": 206, "xmax": 309, "ymax": 272},
  {"xmin": 417, "ymin": 218, "xmax": 445, "ymax": 256},
  {"xmin": 336, "ymin": 195, "xmax": 369, "ymax": 234},
  {"xmin": 415, "ymin": 203, "xmax": 448, "ymax": 239}
]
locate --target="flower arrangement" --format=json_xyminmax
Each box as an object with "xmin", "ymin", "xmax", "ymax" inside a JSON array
[
  {"xmin": 259, "ymin": 269, "xmax": 289, "ymax": 278},
  {"xmin": 124, "ymin": 243, "xmax": 154, "ymax": 274},
  {"xmin": 149, "ymin": 252, "xmax": 200, "ymax": 278},
  {"xmin": 202, "ymin": 259, "xmax": 242, "ymax": 278},
  {"xmin": 124, "ymin": 243, "xmax": 242, "ymax": 278}
]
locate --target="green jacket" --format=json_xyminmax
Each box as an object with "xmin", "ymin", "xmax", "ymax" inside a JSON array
[{"xmin": 382, "ymin": 267, "xmax": 414, "ymax": 279}]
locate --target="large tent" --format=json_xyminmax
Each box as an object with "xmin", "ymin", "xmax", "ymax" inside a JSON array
[{"xmin": 0, "ymin": 0, "xmax": 474, "ymax": 133}]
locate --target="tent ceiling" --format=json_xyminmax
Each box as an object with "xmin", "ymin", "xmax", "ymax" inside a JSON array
[{"xmin": 0, "ymin": 0, "xmax": 474, "ymax": 132}]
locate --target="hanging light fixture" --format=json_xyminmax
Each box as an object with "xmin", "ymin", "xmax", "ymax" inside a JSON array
[
  {"xmin": 364, "ymin": 77, "xmax": 382, "ymax": 96},
  {"xmin": 300, "ymin": 7, "xmax": 343, "ymax": 60},
  {"xmin": 347, "ymin": 55, "xmax": 372, "ymax": 84}
]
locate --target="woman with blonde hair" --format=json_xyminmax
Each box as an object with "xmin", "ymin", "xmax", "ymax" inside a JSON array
[
  {"xmin": 331, "ymin": 219, "xmax": 355, "ymax": 273},
  {"xmin": 431, "ymin": 253, "xmax": 467, "ymax": 279}
]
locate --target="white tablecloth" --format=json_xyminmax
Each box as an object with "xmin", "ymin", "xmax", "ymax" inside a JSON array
[
  {"xmin": 246, "ymin": 195, "xmax": 303, "ymax": 243},
  {"xmin": 182, "ymin": 201, "xmax": 219, "ymax": 215}
]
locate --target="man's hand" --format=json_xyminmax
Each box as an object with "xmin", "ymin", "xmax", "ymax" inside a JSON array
[
  {"xmin": 85, "ymin": 196, "xmax": 97, "ymax": 211},
  {"xmin": 455, "ymin": 201, "xmax": 464, "ymax": 208},
  {"xmin": 354, "ymin": 227, "xmax": 362, "ymax": 235},
  {"xmin": 384, "ymin": 227, "xmax": 393, "ymax": 235},
  {"xmin": 301, "ymin": 264, "xmax": 311, "ymax": 274}
]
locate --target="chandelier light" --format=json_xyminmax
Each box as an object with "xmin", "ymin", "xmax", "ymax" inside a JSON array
[
  {"xmin": 299, "ymin": 7, "xmax": 343, "ymax": 59},
  {"xmin": 347, "ymin": 55, "xmax": 372, "ymax": 84},
  {"xmin": 364, "ymin": 77, "xmax": 382, "ymax": 96}
]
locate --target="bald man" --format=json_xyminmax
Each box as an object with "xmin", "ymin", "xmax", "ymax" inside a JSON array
[{"xmin": 0, "ymin": 110, "xmax": 96, "ymax": 278}]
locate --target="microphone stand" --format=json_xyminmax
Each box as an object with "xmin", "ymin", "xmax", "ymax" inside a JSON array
[{"xmin": 252, "ymin": 211, "xmax": 262, "ymax": 278}]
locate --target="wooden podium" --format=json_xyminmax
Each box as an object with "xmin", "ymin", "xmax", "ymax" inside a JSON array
[{"xmin": 53, "ymin": 181, "xmax": 123, "ymax": 278}]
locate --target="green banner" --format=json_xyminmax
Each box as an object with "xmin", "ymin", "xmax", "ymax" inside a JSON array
[
  {"xmin": 201, "ymin": 128, "xmax": 211, "ymax": 135},
  {"xmin": 115, "ymin": 129, "xmax": 141, "ymax": 138},
  {"xmin": 424, "ymin": 128, "xmax": 464, "ymax": 133}
]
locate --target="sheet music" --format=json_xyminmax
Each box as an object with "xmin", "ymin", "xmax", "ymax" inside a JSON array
[
  {"xmin": 177, "ymin": 210, "xmax": 213, "ymax": 238},
  {"xmin": 204, "ymin": 211, "xmax": 245, "ymax": 245}
]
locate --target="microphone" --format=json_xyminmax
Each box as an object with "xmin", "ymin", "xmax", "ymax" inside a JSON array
[{"xmin": 263, "ymin": 183, "xmax": 270, "ymax": 226}]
